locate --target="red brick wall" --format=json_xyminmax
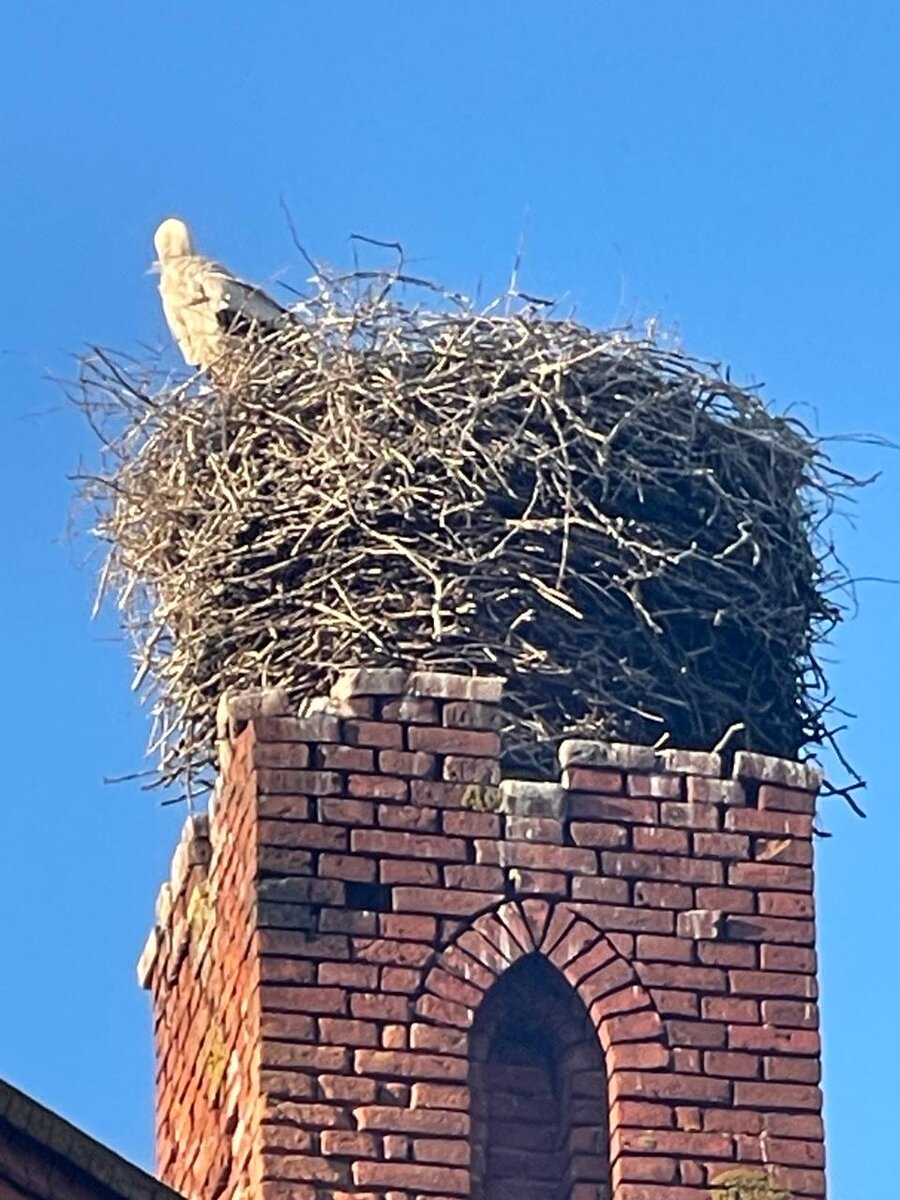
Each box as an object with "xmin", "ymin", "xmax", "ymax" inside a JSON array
[{"xmin": 139, "ymin": 668, "xmax": 826, "ymax": 1200}]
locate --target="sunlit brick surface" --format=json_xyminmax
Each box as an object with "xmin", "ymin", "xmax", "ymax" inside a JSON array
[{"xmin": 140, "ymin": 669, "xmax": 826, "ymax": 1200}]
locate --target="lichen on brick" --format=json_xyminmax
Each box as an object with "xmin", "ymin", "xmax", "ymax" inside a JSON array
[{"xmin": 710, "ymin": 1168, "xmax": 791, "ymax": 1200}]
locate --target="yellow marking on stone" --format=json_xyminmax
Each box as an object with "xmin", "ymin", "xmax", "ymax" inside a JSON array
[
  {"xmin": 461, "ymin": 782, "xmax": 502, "ymax": 811},
  {"xmin": 204, "ymin": 1019, "xmax": 228, "ymax": 1102},
  {"xmin": 187, "ymin": 880, "xmax": 213, "ymax": 941},
  {"xmin": 710, "ymin": 1168, "xmax": 790, "ymax": 1200}
]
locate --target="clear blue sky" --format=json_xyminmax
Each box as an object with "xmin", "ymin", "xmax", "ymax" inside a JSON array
[{"xmin": 0, "ymin": 4, "xmax": 896, "ymax": 1194}]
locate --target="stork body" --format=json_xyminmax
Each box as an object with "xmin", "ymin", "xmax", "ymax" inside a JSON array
[{"xmin": 153, "ymin": 217, "xmax": 288, "ymax": 372}]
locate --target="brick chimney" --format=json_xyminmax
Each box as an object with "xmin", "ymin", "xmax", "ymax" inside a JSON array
[{"xmin": 139, "ymin": 668, "xmax": 826, "ymax": 1200}]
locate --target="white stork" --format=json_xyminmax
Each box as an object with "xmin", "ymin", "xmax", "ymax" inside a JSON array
[{"xmin": 153, "ymin": 217, "xmax": 289, "ymax": 372}]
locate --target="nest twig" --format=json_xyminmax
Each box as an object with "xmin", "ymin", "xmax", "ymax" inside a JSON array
[{"xmin": 73, "ymin": 265, "xmax": 863, "ymax": 798}]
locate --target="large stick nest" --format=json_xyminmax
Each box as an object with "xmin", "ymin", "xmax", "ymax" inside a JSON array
[{"xmin": 75, "ymin": 267, "xmax": 860, "ymax": 797}]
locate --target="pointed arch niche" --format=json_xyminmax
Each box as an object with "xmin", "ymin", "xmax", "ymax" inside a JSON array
[
  {"xmin": 416, "ymin": 901, "xmax": 668, "ymax": 1200},
  {"xmin": 469, "ymin": 954, "xmax": 612, "ymax": 1200}
]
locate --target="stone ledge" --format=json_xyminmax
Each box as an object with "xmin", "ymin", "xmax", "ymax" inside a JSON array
[
  {"xmin": 498, "ymin": 780, "xmax": 567, "ymax": 818},
  {"xmin": 140, "ymin": 815, "xmax": 211, "ymax": 991},
  {"xmin": 329, "ymin": 667, "xmax": 506, "ymax": 704},
  {"xmin": 216, "ymin": 686, "xmax": 292, "ymax": 739},
  {"xmin": 155, "ymin": 881, "xmax": 173, "ymax": 928},
  {"xmin": 215, "ymin": 678, "xmax": 823, "ymax": 801},
  {"xmin": 216, "ymin": 671, "xmax": 510, "ymax": 735},
  {"xmin": 406, "ymin": 672, "xmax": 505, "ymax": 703},
  {"xmin": 331, "ymin": 667, "xmax": 408, "ymax": 700},
  {"xmin": 136, "ymin": 926, "xmax": 159, "ymax": 989},
  {"xmin": 733, "ymin": 751, "xmax": 822, "ymax": 792},
  {"xmin": 146, "ymin": 675, "xmax": 825, "ymax": 992},
  {"xmin": 559, "ymin": 739, "xmax": 658, "ymax": 772},
  {"xmin": 560, "ymin": 737, "xmax": 821, "ymax": 794},
  {"xmin": 169, "ymin": 814, "xmax": 210, "ymax": 901},
  {"xmin": 659, "ymin": 748, "xmax": 722, "ymax": 777}
]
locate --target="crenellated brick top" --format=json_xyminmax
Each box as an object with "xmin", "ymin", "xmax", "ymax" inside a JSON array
[{"xmin": 140, "ymin": 667, "xmax": 826, "ymax": 1200}]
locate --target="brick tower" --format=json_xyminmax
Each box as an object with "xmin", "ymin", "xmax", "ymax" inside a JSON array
[{"xmin": 139, "ymin": 668, "xmax": 825, "ymax": 1200}]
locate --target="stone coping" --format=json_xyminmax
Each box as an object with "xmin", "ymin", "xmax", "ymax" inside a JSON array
[{"xmin": 139, "ymin": 668, "xmax": 822, "ymax": 987}]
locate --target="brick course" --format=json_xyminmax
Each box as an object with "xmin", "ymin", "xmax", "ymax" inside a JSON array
[{"xmin": 141, "ymin": 668, "xmax": 826, "ymax": 1200}]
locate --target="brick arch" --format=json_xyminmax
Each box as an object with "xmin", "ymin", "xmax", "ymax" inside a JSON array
[
  {"xmin": 415, "ymin": 898, "xmax": 669, "ymax": 1061},
  {"xmin": 469, "ymin": 953, "xmax": 610, "ymax": 1200}
]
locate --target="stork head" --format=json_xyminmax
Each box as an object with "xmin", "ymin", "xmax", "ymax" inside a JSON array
[{"xmin": 154, "ymin": 217, "xmax": 194, "ymax": 263}]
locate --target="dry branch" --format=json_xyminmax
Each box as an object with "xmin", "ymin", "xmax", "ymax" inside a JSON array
[{"xmin": 75, "ymin": 266, "xmax": 861, "ymax": 796}]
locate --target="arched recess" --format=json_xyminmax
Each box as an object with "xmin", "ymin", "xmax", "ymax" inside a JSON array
[
  {"xmin": 414, "ymin": 899, "xmax": 670, "ymax": 1200},
  {"xmin": 469, "ymin": 953, "xmax": 610, "ymax": 1200}
]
